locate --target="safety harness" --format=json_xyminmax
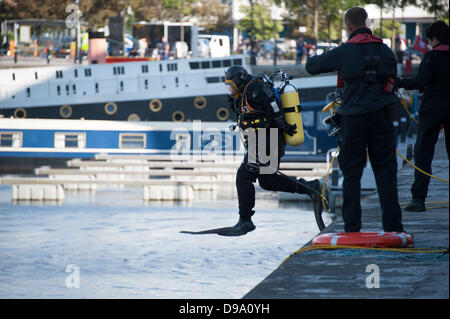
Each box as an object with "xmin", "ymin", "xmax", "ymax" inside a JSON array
[{"xmin": 337, "ymin": 32, "xmax": 393, "ymax": 90}]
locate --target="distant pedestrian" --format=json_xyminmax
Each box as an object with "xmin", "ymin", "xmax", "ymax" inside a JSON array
[
  {"xmin": 161, "ymin": 37, "xmax": 170, "ymax": 60},
  {"xmin": 138, "ymin": 38, "xmax": 148, "ymax": 57},
  {"xmin": 296, "ymin": 37, "xmax": 304, "ymax": 64},
  {"xmin": 395, "ymin": 35, "xmax": 406, "ymax": 76},
  {"xmin": 396, "ymin": 20, "xmax": 449, "ymax": 211}
]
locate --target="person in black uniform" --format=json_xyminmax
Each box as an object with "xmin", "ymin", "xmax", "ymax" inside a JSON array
[
  {"xmin": 224, "ymin": 65, "xmax": 323, "ymax": 235},
  {"xmin": 396, "ymin": 21, "xmax": 449, "ymax": 211},
  {"xmin": 305, "ymin": 7, "xmax": 404, "ymax": 232}
]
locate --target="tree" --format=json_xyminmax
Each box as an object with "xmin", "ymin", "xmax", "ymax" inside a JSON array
[
  {"xmin": 190, "ymin": 0, "xmax": 231, "ymax": 33},
  {"xmin": 237, "ymin": 1, "xmax": 283, "ymax": 41},
  {"xmin": 372, "ymin": 18, "xmax": 402, "ymax": 39},
  {"xmin": 278, "ymin": 0, "xmax": 361, "ymax": 44}
]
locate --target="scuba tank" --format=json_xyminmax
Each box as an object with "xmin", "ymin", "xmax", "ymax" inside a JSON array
[{"xmin": 279, "ymin": 81, "xmax": 304, "ymax": 146}]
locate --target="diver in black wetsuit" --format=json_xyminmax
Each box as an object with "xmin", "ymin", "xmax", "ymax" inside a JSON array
[{"xmin": 224, "ymin": 65, "xmax": 323, "ymax": 236}]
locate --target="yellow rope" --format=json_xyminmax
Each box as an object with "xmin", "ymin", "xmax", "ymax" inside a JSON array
[
  {"xmin": 399, "ymin": 96, "xmax": 419, "ymax": 124},
  {"xmin": 396, "ymin": 149, "xmax": 449, "ymax": 183}
]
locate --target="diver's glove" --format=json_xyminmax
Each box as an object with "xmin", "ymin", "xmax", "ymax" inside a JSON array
[{"xmin": 273, "ymin": 113, "xmax": 297, "ymax": 136}]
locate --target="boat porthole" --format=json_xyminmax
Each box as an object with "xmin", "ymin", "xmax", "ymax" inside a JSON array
[
  {"xmin": 216, "ymin": 107, "xmax": 230, "ymax": 121},
  {"xmin": 104, "ymin": 102, "xmax": 118, "ymax": 115},
  {"xmin": 149, "ymin": 99, "xmax": 162, "ymax": 112},
  {"xmin": 59, "ymin": 105, "xmax": 72, "ymax": 118},
  {"xmin": 14, "ymin": 108, "xmax": 27, "ymax": 118},
  {"xmin": 193, "ymin": 96, "xmax": 207, "ymax": 109},
  {"xmin": 127, "ymin": 113, "xmax": 140, "ymax": 121},
  {"xmin": 172, "ymin": 111, "xmax": 185, "ymax": 122}
]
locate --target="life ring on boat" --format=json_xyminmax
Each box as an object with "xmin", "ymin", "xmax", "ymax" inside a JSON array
[
  {"xmin": 172, "ymin": 110, "xmax": 185, "ymax": 122},
  {"xmin": 127, "ymin": 113, "xmax": 140, "ymax": 121},
  {"xmin": 312, "ymin": 232, "xmax": 414, "ymax": 248},
  {"xmin": 104, "ymin": 102, "xmax": 118, "ymax": 115},
  {"xmin": 193, "ymin": 96, "xmax": 207, "ymax": 109},
  {"xmin": 14, "ymin": 108, "xmax": 27, "ymax": 118},
  {"xmin": 59, "ymin": 105, "xmax": 72, "ymax": 118},
  {"xmin": 216, "ymin": 107, "xmax": 230, "ymax": 121},
  {"xmin": 149, "ymin": 99, "xmax": 162, "ymax": 112}
]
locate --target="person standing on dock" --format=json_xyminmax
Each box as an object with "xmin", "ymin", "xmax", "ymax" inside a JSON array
[
  {"xmin": 305, "ymin": 7, "xmax": 404, "ymax": 233},
  {"xmin": 396, "ymin": 20, "xmax": 449, "ymax": 212},
  {"xmin": 224, "ymin": 65, "xmax": 323, "ymax": 236}
]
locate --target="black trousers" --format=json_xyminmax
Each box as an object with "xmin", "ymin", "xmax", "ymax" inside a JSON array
[
  {"xmin": 236, "ymin": 129, "xmax": 299, "ymax": 219},
  {"xmin": 338, "ymin": 107, "xmax": 403, "ymax": 232},
  {"xmin": 411, "ymin": 115, "xmax": 449, "ymax": 200}
]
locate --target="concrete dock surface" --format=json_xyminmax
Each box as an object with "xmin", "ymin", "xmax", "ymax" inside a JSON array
[{"xmin": 245, "ymin": 133, "xmax": 449, "ymax": 299}]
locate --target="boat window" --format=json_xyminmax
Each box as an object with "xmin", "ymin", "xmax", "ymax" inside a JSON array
[
  {"xmin": 301, "ymin": 111, "xmax": 314, "ymax": 127},
  {"xmin": 57, "ymin": 85, "xmax": 61, "ymax": 96},
  {"xmin": 54, "ymin": 133, "xmax": 86, "ymax": 149},
  {"xmin": 56, "ymin": 70, "xmax": 63, "ymax": 78},
  {"xmin": 206, "ymin": 76, "xmax": 221, "ymax": 84},
  {"xmin": 12, "ymin": 73, "xmax": 15, "ymax": 81},
  {"xmin": 201, "ymin": 61, "xmax": 210, "ymax": 69},
  {"xmin": 35, "ymin": 72, "xmax": 38, "ymax": 80},
  {"xmin": 144, "ymin": 79, "xmax": 148, "ymax": 90},
  {"xmin": 141, "ymin": 65, "xmax": 149, "ymax": 73},
  {"xmin": 222, "ymin": 59, "xmax": 231, "ymax": 67},
  {"xmin": 72, "ymin": 84, "xmax": 77, "ymax": 95},
  {"xmin": 0, "ymin": 132, "xmax": 22, "ymax": 148},
  {"xmin": 212, "ymin": 60, "xmax": 221, "ymax": 68},
  {"xmin": 85, "ymin": 68, "xmax": 92, "ymax": 77},
  {"xmin": 189, "ymin": 62, "xmax": 200, "ymax": 69},
  {"xmin": 74, "ymin": 69, "xmax": 78, "ymax": 77},
  {"xmin": 167, "ymin": 63, "xmax": 178, "ymax": 72},
  {"xmin": 113, "ymin": 66, "xmax": 124, "ymax": 75},
  {"xmin": 120, "ymin": 81, "xmax": 124, "ymax": 91},
  {"xmin": 232, "ymin": 58, "xmax": 242, "ymax": 65},
  {"xmin": 119, "ymin": 133, "xmax": 146, "ymax": 149},
  {"xmin": 95, "ymin": 83, "xmax": 99, "ymax": 93},
  {"xmin": 159, "ymin": 64, "xmax": 162, "ymax": 72},
  {"xmin": 316, "ymin": 111, "xmax": 329, "ymax": 131},
  {"xmin": 66, "ymin": 85, "xmax": 70, "ymax": 95},
  {"xmin": 26, "ymin": 88, "xmax": 30, "ymax": 97}
]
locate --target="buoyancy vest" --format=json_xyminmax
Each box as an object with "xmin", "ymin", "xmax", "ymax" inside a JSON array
[{"xmin": 337, "ymin": 33, "xmax": 384, "ymax": 88}]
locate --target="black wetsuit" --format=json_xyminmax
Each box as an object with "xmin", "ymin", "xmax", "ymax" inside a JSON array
[{"xmin": 230, "ymin": 75, "xmax": 308, "ymax": 220}]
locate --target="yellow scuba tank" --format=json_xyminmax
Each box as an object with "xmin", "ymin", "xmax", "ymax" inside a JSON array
[{"xmin": 280, "ymin": 83, "xmax": 304, "ymax": 146}]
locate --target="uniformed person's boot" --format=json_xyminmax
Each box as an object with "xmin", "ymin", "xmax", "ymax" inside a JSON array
[{"xmin": 404, "ymin": 198, "xmax": 425, "ymax": 212}]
